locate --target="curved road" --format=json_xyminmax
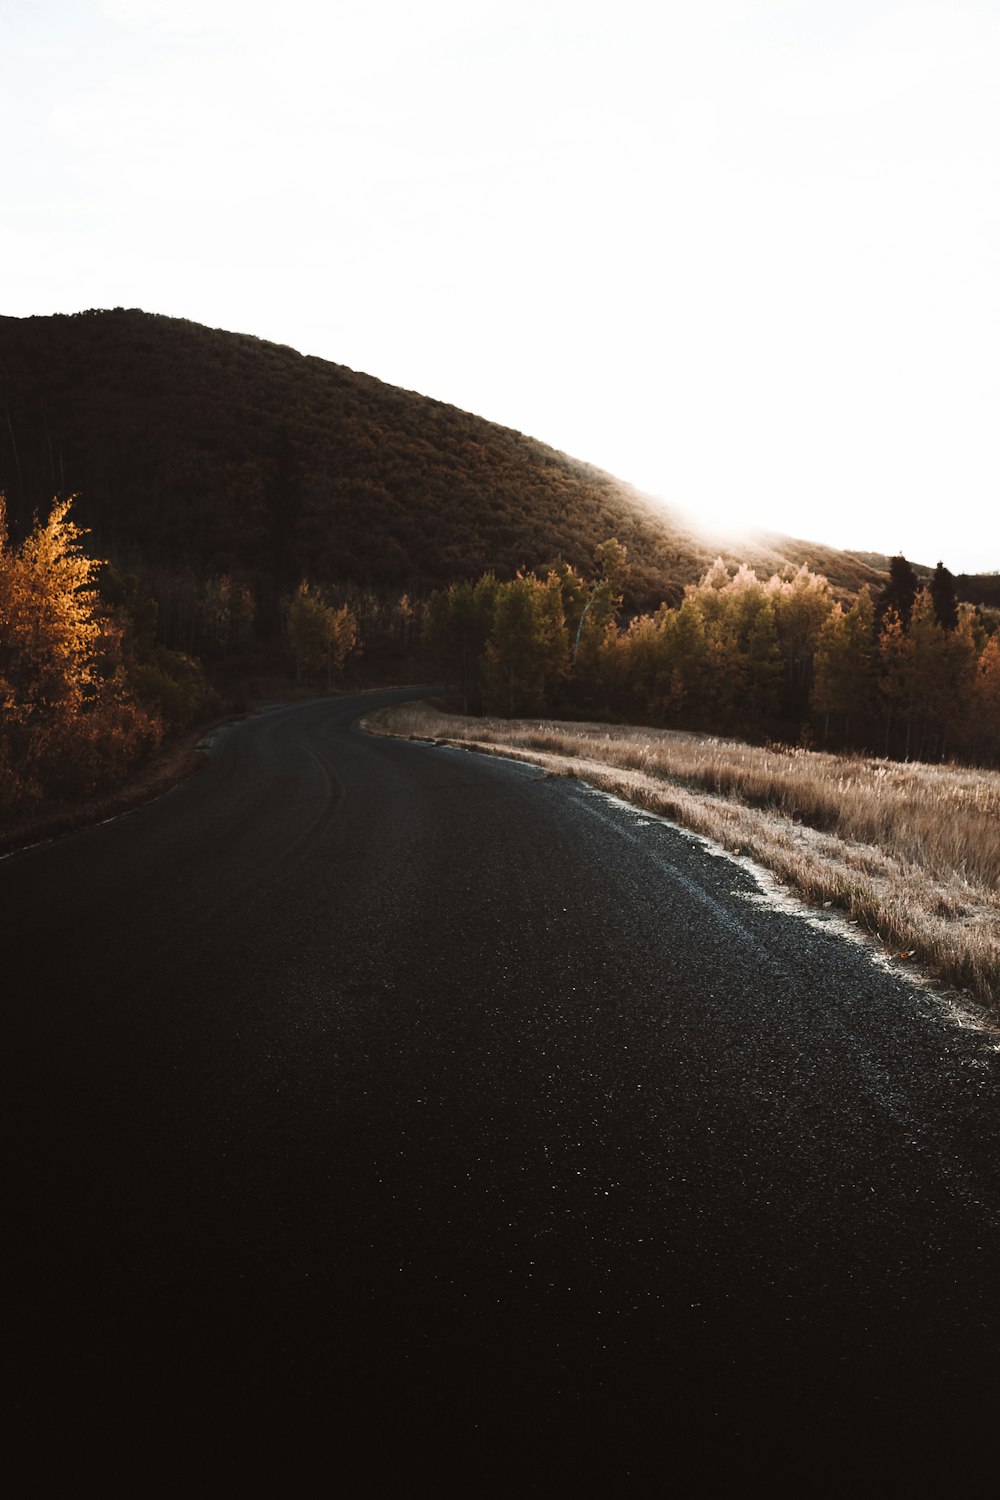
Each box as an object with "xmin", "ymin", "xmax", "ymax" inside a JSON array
[{"xmin": 6, "ymin": 689, "xmax": 1000, "ymax": 1488}]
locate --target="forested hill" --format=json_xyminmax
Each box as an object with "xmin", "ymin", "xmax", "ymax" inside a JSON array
[{"xmin": 0, "ymin": 308, "xmax": 883, "ymax": 608}]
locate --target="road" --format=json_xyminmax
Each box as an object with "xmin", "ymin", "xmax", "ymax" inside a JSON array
[{"xmin": 6, "ymin": 689, "xmax": 1000, "ymax": 1488}]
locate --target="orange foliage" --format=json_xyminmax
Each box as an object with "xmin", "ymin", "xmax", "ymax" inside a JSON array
[{"xmin": 0, "ymin": 494, "xmax": 162, "ymax": 811}]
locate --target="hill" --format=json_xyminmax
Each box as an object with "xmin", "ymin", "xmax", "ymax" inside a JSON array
[{"xmin": 0, "ymin": 308, "xmax": 885, "ymax": 610}]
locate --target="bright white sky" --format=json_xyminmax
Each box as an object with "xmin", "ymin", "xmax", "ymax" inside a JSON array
[{"xmin": 3, "ymin": 0, "xmax": 998, "ymax": 571}]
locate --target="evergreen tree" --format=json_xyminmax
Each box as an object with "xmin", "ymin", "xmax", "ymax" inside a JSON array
[
  {"xmin": 876, "ymin": 554, "xmax": 919, "ymax": 630},
  {"xmin": 929, "ymin": 561, "xmax": 958, "ymax": 631}
]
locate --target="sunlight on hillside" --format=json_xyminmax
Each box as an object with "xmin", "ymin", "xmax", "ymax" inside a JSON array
[
  {"xmin": 668, "ymin": 495, "xmax": 761, "ymax": 552},
  {"xmin": 642, "ymin": 486, "xmax": 800, "ymax": 558}
]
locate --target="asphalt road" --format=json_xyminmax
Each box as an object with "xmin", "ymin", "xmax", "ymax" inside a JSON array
[{"xmin": 6, "ymin": 689, "xmax": 1000, "ymax": 1489}]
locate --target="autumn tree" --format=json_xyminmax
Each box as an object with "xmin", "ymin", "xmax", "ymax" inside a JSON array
[
  {"xmin": 286, "ymin": 581, "xmax": 359, "ymax": 686},
  {"xmin": 415, "ymin": 548, "xmax": 991, "ymax": 765},
  {"xmin": 666, "ymin": 596, "xmax": 710, "ymax": 719},
  {"xmin": 482, "ymin": 572, "xmax": 568, "ymax": 716},
  {"xmin": 617, "ymin": 611, "xmax": 662, "ymax": 719},
  {"xmin": 811, "ymin": 587, "xmax": 877, "ymax": 743},
  {"xmin": 568, "ymin": 539, "xmax": 629, "ymax": 708},
  {"xmin": 422, "ymin": 575, "xmax": 498, "ymax": 713},
  {"xmin": 393, "ymin": 593, "xmax": 415, "ymax": 654},
  {"xmin": 878, "ymin": 606, "xmax": 912, "ymax": 755},
  {"xmin": 200, "ymin": 573, "xmax": 256, "ymax": 658},
  {"xmin": 0, "ymin": 494, "xmax": 161, "ymax": 809},
  {"xmin": 686, "ymin": 562, "xmax": 782, "ymax": 730},
  {"xmin": 945, "ymin": 610, "xmax": 982, "ymax": 755},
  {"xmin": 619, "ymin": 596, "xmax": 708, "ymax": 724},
  {"xmin": 767, "ymin": 564, "xmax": 833, "ymax": 718},
  {"xmin": 972, "ymin": 633, "xmax": 1000, "ymax": 763},
  {"xmin": 878, "ymin": 589, "xmax": 978, "ymax": 758},
  {"xmin": 1, "ymin": 494, "xmax": 101, "ymax": 710}
]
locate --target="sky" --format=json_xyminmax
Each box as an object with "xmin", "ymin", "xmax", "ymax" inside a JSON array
[{"xmin": 3, "ymin": 0, "xmax": 998, "ymax": 572}]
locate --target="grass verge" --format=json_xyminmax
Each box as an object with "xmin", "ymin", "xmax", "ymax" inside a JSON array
[{"xmin": 364, "ymin": 701, "xmax": 1000, "ymax": 1018}]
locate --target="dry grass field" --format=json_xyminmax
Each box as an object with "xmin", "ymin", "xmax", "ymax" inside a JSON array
[{"xmin": 365, "ymin": 702, "xmax": 1000, "ymax": 1017}]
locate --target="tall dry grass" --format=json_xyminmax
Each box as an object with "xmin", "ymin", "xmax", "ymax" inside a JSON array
[{"xmin": 364, "ymin": 703, "xmax": 1000, "ymax": 1015}]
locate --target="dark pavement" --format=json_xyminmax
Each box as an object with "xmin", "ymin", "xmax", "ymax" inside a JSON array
[{"xmin": 6, "ymin": 689, "xmax": 1000, "ymax": 1490}]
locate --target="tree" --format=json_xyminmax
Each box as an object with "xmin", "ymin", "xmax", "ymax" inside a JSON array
[
  {"xmin": 811, "ymin": 587, "xmax": 876, "ymax": 744},
  {"xmin": 422, "ymin": 575, "xmax": 497, "ymax": 713},
  {"xmin": 768, "ymin": 565, "xmax": 833, "ymax": 718},
  {"xmin": 482, "ymin": 572, "xmax": 568, "ymax": 716},
  {"xmin": 618, "ymin": 611, "xmax": 662, "ymax": 719},
  {"xmin": 878, "ymin": 606, "xmax": 913, "ymax": 755},
  {"xmin": 201, "ymin": 573, "xmax": 256, "ymax": 658},
  {"xmin": 877, "ymin": 589, "xmax": 974, "ymax": 759},
  {"xmin": 973, "ymin": 634, "xmax": 1000, "ymax": 763},
  {"xmin": 570, "ymin": 539, "xmax": 629, "ymax": 668},
  {"xmin": 1, "ymin": 494, "xmax": 161, "ymax": 807},
  {"xmin": 743, "ymin": 595, "xmax": 782, "ymax": 720},
  {"xmin": 688, "ymin": 562, "xmax": 782, "ymax": 730},
  {"xmin": 939, "ymin": 608, "xmax": 980, "ymax": 756},
  {"xmin": 1, "ymin": 493, "xmax": 102, "ymax": 716},
  {"xmin": 929, "ymin": 561, "xmax": 959, "ymax": 632},
  {"xmin": 665, "ymin": 596, "xmax": 709, "ymax": 720},
  {"xmin": 286, "ymin": 581, "xmax": 359, "ymax": 686},
  {"xmin": 876, "ymin": 554, "xmax": 919, "ymax": 630}
]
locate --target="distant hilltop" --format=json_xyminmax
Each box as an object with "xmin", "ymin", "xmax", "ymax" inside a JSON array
[{"xmin": 0, "ymin": 307, "xmax": 935, "ymax": 606}]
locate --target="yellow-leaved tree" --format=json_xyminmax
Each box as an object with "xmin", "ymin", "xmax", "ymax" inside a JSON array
[{"xmin": 0, "ymin": 494, "xmax": 161, "ymax": 812}]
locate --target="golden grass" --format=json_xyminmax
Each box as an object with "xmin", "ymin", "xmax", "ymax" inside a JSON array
[{"xmin": 364, "ymin": 702, "xmax": 1000, "ymax": 1016}]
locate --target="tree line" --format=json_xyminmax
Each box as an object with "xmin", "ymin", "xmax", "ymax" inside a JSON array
[
  {"xmin": 422, "ymin": 546, "xmax": 1000, "ymax": 765},
  {"xmin": 3, "ymin": 489, "xmax": 997, "ymax": 829}
]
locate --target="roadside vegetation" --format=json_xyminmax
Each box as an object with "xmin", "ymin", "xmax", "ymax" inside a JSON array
[
  {"xmin": 0, "ymin": 493, "xmax": 362, "ymax": 848},
  {"xmin": 365, "ymin": 701, "xmax": 1000, "ymax": 1015},
  {"xmin": 421, "ymin": 547, "xmax": 1000, "ymax": 765}
]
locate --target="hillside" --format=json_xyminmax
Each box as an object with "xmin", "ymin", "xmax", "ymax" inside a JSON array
[{"xmin": 0, "ymin": 308, "xmax": 885, "ymax": 609}]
